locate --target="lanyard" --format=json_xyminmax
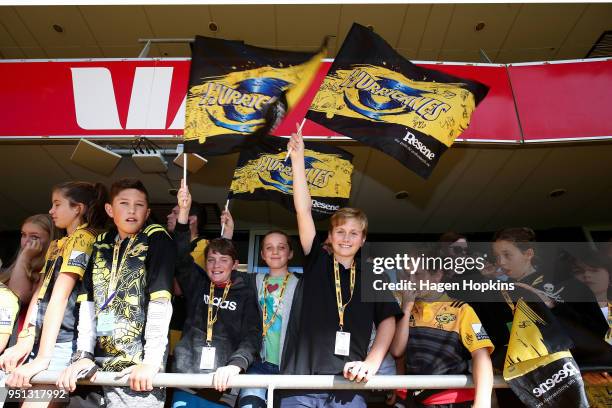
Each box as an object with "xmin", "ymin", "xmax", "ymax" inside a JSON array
[
  {"xmin": 333, "ymin": 258, "xmax": 356, "ymax": 331},
  {"xmin": 104, "ymin": 236, "xmax": 136, "ymax": 310},
  {"xmin": 206, "ymin": 281, "xmax": 231, "ymax": 345},
  {"xmin": 37, "ymin": 242, "xmax": 61, "ymax": 301},
  {"xmin": 262, "ymin": 273, "xmax": 291, "ymax": 337}
]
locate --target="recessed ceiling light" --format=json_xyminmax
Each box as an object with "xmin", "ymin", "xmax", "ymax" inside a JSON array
[
  {"xmin": 394, "ymin": 190, "xmax": 410, "ymax": 200},
  {"xmin": 209, "ymin": 21, "xmax": 219, "ymax": 32},
  {"xmin": 549, "ymin": 188, "xmax": 567, "ymax": 198},
  {"xmin": 52, "ymin": 24, "xmax": 64, "ymax": 33},
  {"xmin": 475, "ymin": 22, "xmax": 486, "ymax": 32}
]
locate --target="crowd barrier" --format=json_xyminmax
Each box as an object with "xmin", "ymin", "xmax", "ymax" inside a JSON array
[{"xmin": 28, "ymin": 372, "xmax": 510, "ymax": 408}]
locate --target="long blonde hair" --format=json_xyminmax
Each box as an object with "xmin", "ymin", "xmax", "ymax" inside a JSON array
[{"xmin": 0, "ymin": 214, "xmax": 61, "ymax": 284}]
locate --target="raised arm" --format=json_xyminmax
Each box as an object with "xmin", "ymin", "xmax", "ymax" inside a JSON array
[{"xmin": 288, "ymin": 128, "xmax": 316, "ymax": 255}]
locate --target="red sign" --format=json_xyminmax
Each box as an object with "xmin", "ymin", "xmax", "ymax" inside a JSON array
[
  {"xmin": 1, "ymin": 58, "xmax": 609, "ymax": 143},
  {"xmin": 508, "ymin": 59, "xmax": 612, "ymax": 142}
]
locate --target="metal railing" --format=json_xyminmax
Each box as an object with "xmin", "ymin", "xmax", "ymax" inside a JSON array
[{"xmin": 30, "ymin": 372, "xmax": 509, "ymax": 408}]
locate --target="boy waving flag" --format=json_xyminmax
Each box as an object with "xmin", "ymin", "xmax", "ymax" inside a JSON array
[{"xmin": 306, "ymin": 23, "xmax": 489, "ymax": 179}]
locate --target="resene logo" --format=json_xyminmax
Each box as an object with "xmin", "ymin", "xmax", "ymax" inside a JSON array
[
  {"xmin": 311, "ymin": 199, "xmax": 339, "ymax": 212},
  {"xmin": 402, "ymin": 131, "xmax": 436, "ymax": 161},
  {"xmin": 532, "ymin": 361, "xmax": 580, "ymax": 398}
]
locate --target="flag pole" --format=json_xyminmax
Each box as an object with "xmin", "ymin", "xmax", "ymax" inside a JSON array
[
  {"xmin": 183, "ymin": 152, "xmax": 188, "ymax": 184},
  {"xmin": 285, "ymin": 118, "xmax": 306, "ymax": 161},
  {"xmin": 220, "ymin": 198, "xmax": 230, "ymax": 237}
]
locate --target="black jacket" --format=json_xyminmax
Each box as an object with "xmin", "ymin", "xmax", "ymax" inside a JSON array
[{"xmin": 171, "ymin": 222, "xmax": 262, "ymax": 374}]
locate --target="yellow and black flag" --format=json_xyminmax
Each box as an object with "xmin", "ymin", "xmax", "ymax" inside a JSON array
[
  {"xmin": 229, "ymin": 136, "xmax": 353, "ymax": 220},
  {"xmin": 184, "ymin": 36, "xmax": 325, "ymax": 156},
  {"xmin": 306, "ymin": 23, "xmax": 489, "ymax": 179},
  {"xmin": 503, "ymin": 299, "xmax": 589, "ymax": 407}
]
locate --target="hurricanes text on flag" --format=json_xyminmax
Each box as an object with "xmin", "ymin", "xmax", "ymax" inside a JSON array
[
  {"xmin": 184, "ymin": 35, "xmax": 325, "ymax": 155},
  {"xmin": 306, "ymin": 23, "xmax": 489, "ymax": 179},
  {"xmin": 229, "ymin": 136, "xmax": 353, "ymax": 220}
]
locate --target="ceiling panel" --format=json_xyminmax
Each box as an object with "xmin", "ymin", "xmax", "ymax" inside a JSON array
[
  {"xmin": 21, "ymin": 46, "xmax": 46, "ymax": 58},
  {"xmin": 143, "ymin": 5, "xmax": 213, "ymax": 39},
  {"xmin": 437, "ymin": 49, "xmax": 490, "ymax": 63},
  {"xmin": 496, "ymin": 47, "xmax": 559, "ymax": 64},
  {"xmin": 79, "ymin": 6, "xmax": 153, "ymax": 47},
  {"xmin": 276, "ymin": 4, "xmax": 341, "ymax": 48},
  {"xmin": 397, "ymin": 4, "xmax": 431, "ymax": 51},
  {"xmin": 555, "ymin": 3, "xmax": 612, "ymax": 59},
  {"xmin": 0, "ymin": 19, "xmax": 17, "ymax": 47},
  {"xmin": 100, "ymin": 45, "xmax": 146, "ymax": 58},
  {"xmin": 14, "ymin": 6, "xmax": 97, "ymax": 48},
  {"xmin": 422, "ymin": 148, "xmax": 516, "ymax": 233},
  {"xmin": 0, "ymin": 7, "xmax": 39, "ymax": 48},
  {"xmin": 499, "ymin": 3, "xmax": 586, "ymax": 50},
  {"xmin": 488, "ymin": 145, "xmax": 612, "ymax": 230},
  {"xmin": 46, "ymin": 46, "xmax": 103, "ymax": 58},
  {"xmin": 337, "ymin": 4, "xmax": 407, "ymax": 49},
  {"xmin": 0, "ymin": 46, "xmax": 23, "ymax": 58},
  {"xmin": 418, "ymin": 3, "xmax": 454, "ymax": 57},
  {"xmin": 557, "ymin": 3, "xmax": 612, "ymax": 47},
  {"xmin": 157, "ymin": 43, "xmax": 191, "ymax": 58},
  {"xmin": 442, "ymin": 4, "xmax": 521, "ymax": 52},
  {"xmin": 209, "ymin": 5, "xmax": 275, "ymax": 47}
]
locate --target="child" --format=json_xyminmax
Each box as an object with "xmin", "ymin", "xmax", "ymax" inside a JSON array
[
  {"xmin": 0, "ymin": 279, "xmax": 20, "ymax": 354},
  {"xmin": 390, "ymin": 260, "xmax": 494, "ymax": 408},
  {"xmin": 1, "ymin": 214, "xmax": 60, "ymax": 306},
  {"xmin": 0, "ymin": 182, "xmax": 107, "ymax": 392},
  {"xmin": 239, "ymin": 230, "xmax": 300, "ymax": 408},
  {"xmin": 171, "ymin": 181, "xmax": 261, "ymax": 408},
  {"xmin": 57, "ymin": 178, "xmax": 175, "ymax": 407},
  {"xmin": 280, "ymin": 129, "xmax": 402, "ymax": 408}
]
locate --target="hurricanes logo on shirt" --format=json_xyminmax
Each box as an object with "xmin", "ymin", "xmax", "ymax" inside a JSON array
[{"xmin": 435, "ymin": 313, "xmax": 456, "ymax": 328}]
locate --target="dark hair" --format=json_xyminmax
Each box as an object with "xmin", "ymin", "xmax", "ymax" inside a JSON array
[
  {"xmin": 189, "ymin": 202, "xmax": 206, "ymax": 226},
  {"xmin": 109, "ymin": 178, "xmax": 149, "ymax": 203},
  {"xmin": 439, "ymin": 231, "xmax": 466, "ymax": 243},
  {"xmin": 53, "ymin": 181, "xmax": 108, "ymax": 229},
  {"xmin": 261, "ymin": 230, "xmax": 293, "ymax": 252},
  {"xmin": 205, "ymin": 238, "xmax": 238, "ymax": 262},
  {"xmin": 493, "ymin": 227, "xmax": 536, "ymax": 252},
  {"xmin": 574, "ymin": 250, "xmax": 612, "ymax": 274}
]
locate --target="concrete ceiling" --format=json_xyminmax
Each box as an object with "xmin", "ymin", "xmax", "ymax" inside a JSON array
[
  {"xmin": 0, "ymin": 3, "xmax": 611, "ymax": 62},
  {"xmin": 1, "ymin": 141, "xmax": 611, "ymax": 234}
]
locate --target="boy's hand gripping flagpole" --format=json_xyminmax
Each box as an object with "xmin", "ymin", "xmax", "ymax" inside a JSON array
[{"xmin": 285, "ymin": 118, "xmax": 306, "ymax": 162}]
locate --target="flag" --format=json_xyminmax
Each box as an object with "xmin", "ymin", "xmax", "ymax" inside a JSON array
[
  {"xmin": 503, "ymin": 299, "xmax": 589, "ymax": 408},
  {"xmin": 184, "ymin": 35, "xmax": 325, "ymax": 155},
  {"xmin": 229, "ymin": 136, "xmax": 353, "ymax": 220},
  {"xmin": 306, "ymin": 23, "xmax": 489, "ymax": 179}
]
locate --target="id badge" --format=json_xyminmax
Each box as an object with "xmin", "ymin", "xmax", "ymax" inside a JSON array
[
  {"xmin": 200, "ymin": 346, "xmax": 216, "ymax": 370},
  {"xmin": 334, "ymin": 331, "xmax": 351, "ymax": 356},
  {"xmin": 96, "ymin": 311, "xmax": 115, "ymax": 337}
]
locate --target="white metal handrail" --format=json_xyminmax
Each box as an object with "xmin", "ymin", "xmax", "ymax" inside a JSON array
[{"xmin": 29, "ymin": 372, "xmax": 509, "ymax": 408}]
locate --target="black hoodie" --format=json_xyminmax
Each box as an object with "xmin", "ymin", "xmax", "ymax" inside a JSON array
[{"xmin": 171, "ymin": 222, "xmax": 262, "ymax": 375}]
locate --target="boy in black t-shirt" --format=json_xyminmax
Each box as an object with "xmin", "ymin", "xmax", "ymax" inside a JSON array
[
  {"xmin": 57, "ymin": 178, "xmax": 175, "ymax": 408},
  {"xmin": 281, "ymin": 129, "xmax": 403, "ymax": 408}
]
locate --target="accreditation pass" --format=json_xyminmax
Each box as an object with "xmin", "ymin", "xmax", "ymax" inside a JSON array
[
  {"xmin": 200, "ymin": 346, "xmax": 216, "ymax": 370},
  {"xmin": 335, "ymin": 331, "xmax": 351, "ymax": 356}
]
